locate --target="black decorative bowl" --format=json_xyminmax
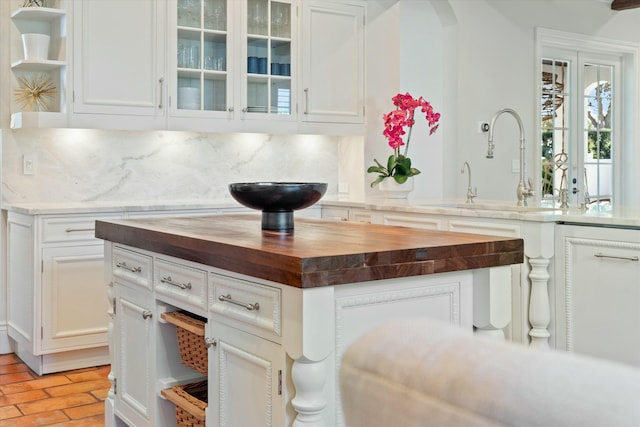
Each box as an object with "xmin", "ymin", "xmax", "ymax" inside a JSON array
[{"xmin": 229, "ymin": 182, "xmax": 328, "ymax": 232}]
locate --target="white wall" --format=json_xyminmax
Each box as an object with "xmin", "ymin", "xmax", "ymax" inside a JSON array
[
  {"xmin": 362, "ymin": 0, "xmax": 402, "ymax": 198},
  {"xmin": 440, "ymin": 0, "xmax": 640, "ymax": 204}
]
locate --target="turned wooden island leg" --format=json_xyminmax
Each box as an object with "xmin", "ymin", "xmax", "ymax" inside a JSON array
[
  {"xmin": 528, "ymin": 257, "xmax": 551, "ymax": 348},
  {"xmin": 291, "ymin": 356, "xmax": 328, "ymax": 427}
]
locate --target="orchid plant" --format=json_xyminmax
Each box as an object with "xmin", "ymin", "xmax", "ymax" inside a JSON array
[{"xmin": 368, "ymin": 93, "xmax": 440, "ymax": 187}]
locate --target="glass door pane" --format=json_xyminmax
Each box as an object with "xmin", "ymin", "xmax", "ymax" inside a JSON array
[
  {"xmin": 204, "ymin": 0, "xmax": 226, "ymax": 31},
  {"xmin": 540, "ymin": 59, "xmax": 571, "ymax": 203},
  {"xmin": 245, "ymin": 0, "xmax": 291, "ymax": 116},
  {"xmin": 247, "ymin": 0, "xmax": 268, "ymax": 36},
  {"xmin": 583, "ymin": 63, "xmax": 613, "ymax": 205},
  {"xmin": 178, "ymin": 0, "xmax": 201, "ymax": 27},
  {"xmin": 176, "ymin": 0, "xmax": 228, "ymax": 112}
]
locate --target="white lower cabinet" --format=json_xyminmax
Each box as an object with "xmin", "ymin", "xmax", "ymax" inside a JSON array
[
  {"xmin": 6, "ymin": 211, "xmax": 120, "ymax": 374},
  {"xmin": 555, "ymin": 224, "xmax": 640, "ymax": 366}
]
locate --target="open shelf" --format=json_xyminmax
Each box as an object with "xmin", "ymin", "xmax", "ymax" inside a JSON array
[
  {"xmin": 11, "ymin": 59, "xmax": 65, "ymax": 71},
  {"xmin": 11, "ymin": 7, "xmax": 66, "ymax": 21},
  {"xmin": 10, "ymin": 111, "xmax": 67, "ymax": 129}
]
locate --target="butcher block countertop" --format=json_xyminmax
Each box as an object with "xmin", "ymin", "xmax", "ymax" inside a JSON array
[{"xmin": 95, "ymin": 214, "xmax": 524, "ymax": 288}]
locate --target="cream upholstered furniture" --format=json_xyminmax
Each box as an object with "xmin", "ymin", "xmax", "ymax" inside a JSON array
[{"xmin": 340, "ymin": 318, "xmax": 640, "ymax": 427}]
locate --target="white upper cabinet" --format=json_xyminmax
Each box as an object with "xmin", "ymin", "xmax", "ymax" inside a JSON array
[
  {"xmin": 71, "ymin": 0, "xmax": 166, "ymax": 129},
  {"xmin": 10, "ymin": 0, "xmax": 365, "ymax": 133},
  {"xmin": 300, "ymin": 0, "xmax": 364, "ymax": 125}
]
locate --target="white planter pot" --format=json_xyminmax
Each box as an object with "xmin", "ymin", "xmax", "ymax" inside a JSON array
[
  {"xmin": 379, "ymin": 177, "xmax": 414, "ymax": 199},
  {"xmin": 22, "ymin": 33, "xmax": 50, "ymax": 61}
]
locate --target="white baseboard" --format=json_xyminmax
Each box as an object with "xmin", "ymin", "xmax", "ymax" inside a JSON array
[{"xmin": 0, "ymin": 323, "xmax": 13, "ymax": 354}]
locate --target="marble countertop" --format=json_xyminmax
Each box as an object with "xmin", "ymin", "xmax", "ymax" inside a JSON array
[
  {"xmin": 4, "ymin": 197, "xmax": 640, "ymax": 229},
  {"xmin": 321, "ymin": 198, "xmax": 640, "ymax": 229},
  {"xmin": 1, "ymin": 199, "xmax": 241, "ymax": 215}
]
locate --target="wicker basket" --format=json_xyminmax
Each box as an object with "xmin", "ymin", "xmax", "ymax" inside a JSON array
[
  {"xmin": 161, "ymin": 310, "xmax": 208, "ymax": 375},
  {"xmin": 161, "ymin": 381, "xmax": 208, "ymax": 427}
]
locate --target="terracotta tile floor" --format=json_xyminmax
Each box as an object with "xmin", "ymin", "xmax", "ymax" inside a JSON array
[{"xmin": 0, "ymin": 354, "xmax": 110, "ymax": 426}]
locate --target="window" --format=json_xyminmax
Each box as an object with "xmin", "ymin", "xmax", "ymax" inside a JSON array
[{"xmin": 537, "ymin": 29, "xmax": 637, "ymax": 208}]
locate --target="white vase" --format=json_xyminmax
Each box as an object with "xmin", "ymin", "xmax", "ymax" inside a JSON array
[
  {"xmin": 379, "ymin": 177, "xmax": 414, "ymax": 199},
  {"xmin": 22, "ymin": 33, "xmax": 50, "ymax": 61}
]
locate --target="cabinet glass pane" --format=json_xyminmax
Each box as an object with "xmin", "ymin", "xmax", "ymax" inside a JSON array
[
  {"xmin": 204, "ymin": 77, "xmax": 226, "ymax": 111},
  {"xmin": 248, "ymin": 0, "xmax": 268, "ymax": 35},
  {"xmin": 270, "ymin": 79, "xmax": 290, "ymax": 114},
  {"xmin": 271, "ymin": 2, "xmax": 290, "ymax": 39},
  {"xmin": 247, "ymin": 38, "xmax": 268, "ymax": 75},
  {"xmin": 204, "ymin": 33, "xmax": 226, "ymax": 70},
  {"xmin": 178, "ymin": 31, "xmax": 201, "ymax": 69},
  {"xmin": 204, "ymin": 0, "xmax": 226, "ymax": 31},
  {"xmin": 270, "ymin": 40, "xmax": 290, "ymax": 76},
  {"xmin": 178, "ymin": 76, "xmax": 201, "ymax": 110},
  {"xmin": 247, "ymin": 78, "xmax": 268, "ymax": 112},
  {"xmin": 178, "ymin": 0, "xmax": 201, "ymax": 28}
]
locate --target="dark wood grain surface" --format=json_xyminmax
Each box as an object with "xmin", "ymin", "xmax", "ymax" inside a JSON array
[{"xmin": 95, "ymin": 214, "xmax": 523, "ymax": 288}]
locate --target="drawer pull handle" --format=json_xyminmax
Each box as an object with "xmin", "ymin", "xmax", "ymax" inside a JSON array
[
  {"xmin": 160, "ymin": 276, "xmax": 192, "ymax": 290},
  {"xmin": 594, "ymin": 252, "xmax": 639, "ymax": 262},
  {"xmin": 204, "ymin": 337, "xmax": 217, "ymax": 348},
  {"xmin": 218, "ymin": 294, "xmax": 260, "ymax": 311},
  {"xmin": 65, "ymin": 227, "xmax": 95, "ymax": 233},
  {"xmin": 116, "ymin": 262, "xmax": 142, "ymax": 273},
  {"xmin": 142, "ymin": 310, "xmax": 152, "ymax": 320}
]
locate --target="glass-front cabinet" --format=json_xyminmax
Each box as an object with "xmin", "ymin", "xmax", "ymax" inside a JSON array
[{"xmin": 170, "ymin": 0, "xmax": 294, "ymax": 121}]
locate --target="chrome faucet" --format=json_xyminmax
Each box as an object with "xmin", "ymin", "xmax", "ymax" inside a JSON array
[
  {"xmin": 487, "ymin": 108, "xmax": 535, "ymax": 206},
  {"xmin": 461, "ymin": 161, "xmax": 477, "ymax": 204}
]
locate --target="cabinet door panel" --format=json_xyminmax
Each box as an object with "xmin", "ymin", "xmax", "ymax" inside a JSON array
[
  {"xmin": 210, "ymin": 325, "xmax": 285, "ymax": 427},
  {"xmin": 114, "ymin": 284, "xmax": 155, "ymax": 427},
  {"xmin": 301, "ymin": 1, "xmax": 364, "ymax": 123},
  {"xmin": 42, "ymin": 245, "xmax": 109, "ymax": 352},
  {"xmin": 563, "ymin": 236, "xmax": 640, "ymax": 365},
  {"xmin": 73, "ymin": 0, "xmax": 164, "ymax": 116}
]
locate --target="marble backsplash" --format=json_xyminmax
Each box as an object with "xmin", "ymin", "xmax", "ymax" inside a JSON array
[{"xmin": 1, "ymin": 129, "xmax": 362, "ymax": 205}]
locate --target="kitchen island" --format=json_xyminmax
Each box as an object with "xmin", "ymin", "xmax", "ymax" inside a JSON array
[{"xmin": 96, "ymin": 213, "xmax": 523, "ymax": 427}]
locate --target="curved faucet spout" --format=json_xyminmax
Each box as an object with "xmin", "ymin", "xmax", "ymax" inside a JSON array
[
  {"xmin": 461, "ymin": 161, "xmax": 477, "ymax": 204},
  {"xmin": 487, "ymin": 108, "xmax": 524, "ymax": 159},
  {"xmin": 486, "ymin": 108, "xmax": 534, "ymax": 206}
]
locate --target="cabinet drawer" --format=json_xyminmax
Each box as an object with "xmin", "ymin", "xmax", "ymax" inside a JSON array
[
  {"xmin": 112, "ymin": 246, "xmax": 153, "ymax": 290},
  {"xmin": 42, "ymin": 215, "xmax": 120, "ymax": 244},
  {"xmin": 155, "ymin": 258, "xmax": 207, "ymax": 311},
  {"xmin": 209, "ymin": 273, "xmax": 281, "ymax": 337}
]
